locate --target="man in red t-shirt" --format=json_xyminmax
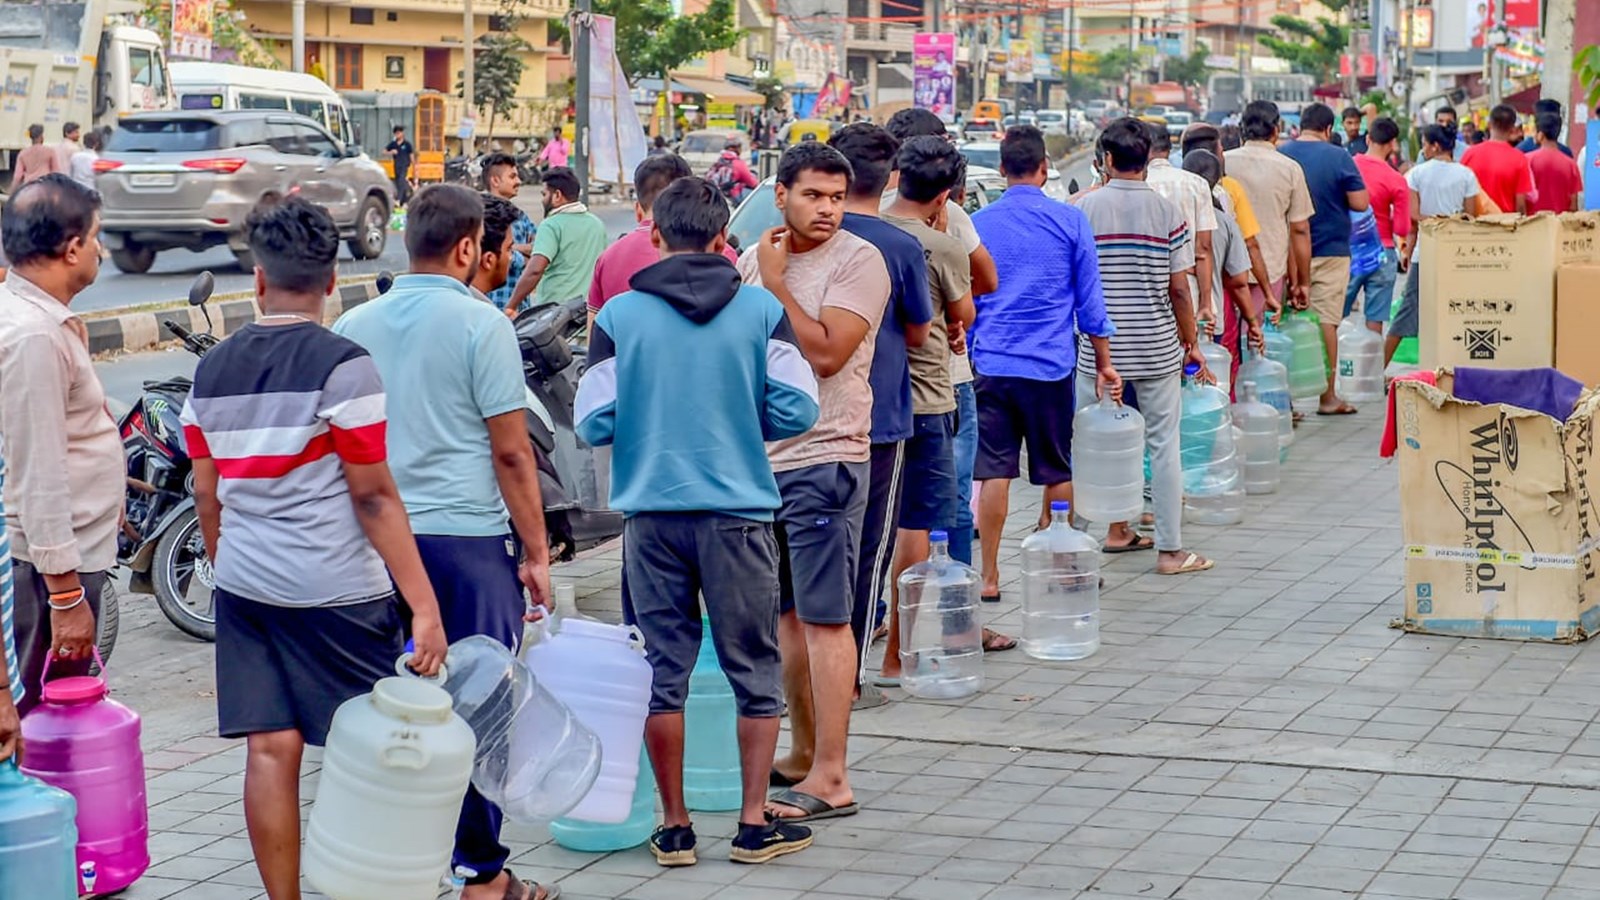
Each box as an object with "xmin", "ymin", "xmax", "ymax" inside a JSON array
[
  {"xmin": 1463, "ymin": 105, "xmax": 1534, "ymax": 214},
  {"xmin": 1347, "ymin": 117, "xmax": 1411, "ymax": 333},
  {"xmin": 1527, "ymin": 112, "xmax": 1583, "ymax": 214}
]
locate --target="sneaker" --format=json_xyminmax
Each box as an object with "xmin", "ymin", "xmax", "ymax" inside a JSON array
[
  {"xmin": 729, "ymin": 820, "xmax": 813, "ymax": 864},
  {"xmin": 649, "ymin": 824, "xmax": 697, "ymax": 867}
]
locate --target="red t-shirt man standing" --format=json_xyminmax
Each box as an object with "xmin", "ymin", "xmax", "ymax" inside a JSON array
[
  {"xmin": 1462, "ymin": 105, "xmax": 1535, "ymax": 214},
  {"xmin": 1526, "ymin": 112, "xmax": 1584, "ymax": 215}
]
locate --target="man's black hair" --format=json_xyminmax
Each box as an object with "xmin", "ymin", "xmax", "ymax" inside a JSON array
[
  {"xmin": 245, "ymin": 195, "xmax": 339, "ymax": 295},
  {"xmin": 26, "ymin": 123, "xmax": 42, "ymax": 141},
  {"xmin": 83, "ymin": 131, "xmax": 102, "ymax": 152},
  {"xmin": 1436, "ymin": 105, "xmax": 1458, "ymax": 122},
  {"xmin": 1240, "ymin": 101, "xmax": 1280, "ymax": 141},
  {"xmin": 999, "ymin": 124, "xmax": 1047, "ymax": 179},
  {"xmin": 1300, "ymin": 102, "xmax": 1336, "ymax": 134},
  {"xmin": 1368, "ymin": 117, "xmax": 1400, "ymax": 146},
  {"xmin": 480, "ymin": 194, "xmax": 520, "ymax": 257},
  {"xmin": 1180, "ymin": 123, "xmax": 1220, "ymax": 156},
  {"xmin": 652, "ymin": 177, "xmax": 732, "ymax": 252},
  {"xmin": 2, "ymin": 174, "xmax": 100, "ymax": 267},
  {"xmin": 1219, "ymin": 124, "xmax": 1243, "ymax": 150},
  {"xmin": 405, "ymin": 184, "xmax": 484, "ymax": 262},
  {"xmin": 1421, "ymin": 124, "xmax": 1456, "ymax": 154},
  {"xmin": 543, "ymin": 166, "xmax": 583, "ymax": 203},
  {"xmin": 481, "ymin": 152, "xmax": 516, "ymax": 190},
  {"xmin": 63, "ymin": 121, "xmax": 80, "ymax": 137},
  {"xmin": 884, "ymin": 107, "xmax": 947, "ymax": 141},
  {"xmin": 633, "ymin": 153, "xmax": 693, "ymax": 212},
  {"xmin": 828, "ymin": 123, "xmax": 899, "ymax": 197},
  {"xmin": 1181, "ymin": 148, "xmax": 1222, "ymax": 192},
  {"xmin": 1489, "ymin": 104, "xmax": 1518, "ymax": 133},
  {"xmin": 1534, "ymin": 98, "xmax": 1561, "ymax": 118},
  {"xmin": 1537, "ymin": 111, "xmax": 1563, "ymax": 141},
  {"xmin": 1146, "ymin": 120, "xmax": 1172, "ymax": 154},
  {"xmin": 1098, "ymin": 118, "xmax": 1151, "ymax": 174},
  {"xmin": 895, "ymin": 135, "xmax": 962, "ymax": 203},
  {"xmin": 776, "ymin": 141, "xmax": 853, "ymax": 189},
  {"xmin": 1340, "ymin": 106, "xmax": 1361, "ymax": 123},
  {"xmin": 393, "ymin": 124, "xmax": 405, "ymax": 134}
]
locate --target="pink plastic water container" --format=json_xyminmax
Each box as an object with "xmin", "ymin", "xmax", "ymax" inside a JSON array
[{"xmin": 21, "ymin": 659, "xmax": 150, "ymax": 896}]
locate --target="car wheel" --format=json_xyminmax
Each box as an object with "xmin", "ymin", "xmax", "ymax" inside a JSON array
[
  {"xmin": 232, "ymin": 247, "xmax": 255, "ymax": 271},
  {"xmin": 110, "ymin": 243, "xmax": 156, "ymax": 274},
  {"xmin": 347, "ymin": 196, "xmax": 387, "ymax": 260}
]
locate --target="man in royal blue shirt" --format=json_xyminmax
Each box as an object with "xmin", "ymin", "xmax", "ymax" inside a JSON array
[
  {"xmin": 1517, "ymin": 99, "xmax": 1574, "ymax": 157},
  {"xmin": 971, "ymin": 125, "xmax": 1117, "ymax": 602}
]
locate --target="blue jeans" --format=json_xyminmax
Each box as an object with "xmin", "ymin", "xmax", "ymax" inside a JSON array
[
  {"xmin": 946, "ymin": 381, "xmax": 978, "ymax": 566},
  {"xmin": 1344, "ymin": 247, "xmax": 1398, "ymax": 323}
]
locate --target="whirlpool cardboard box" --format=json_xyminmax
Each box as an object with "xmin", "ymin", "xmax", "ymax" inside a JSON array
[
  {"xmin": 1394, "ymin": 375, "xmax": 1600, "ymax": 641},
  {"xmin": 1556, "ymin": 263, "xmax": 1600, "ymax": 387}
]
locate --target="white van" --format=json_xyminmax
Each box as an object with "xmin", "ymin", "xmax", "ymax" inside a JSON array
[{"xmin": 170, "ymin": 62, "xmax": 355, "ymax": 148}]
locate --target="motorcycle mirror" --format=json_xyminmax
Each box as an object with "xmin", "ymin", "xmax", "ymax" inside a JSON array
[
  {"xmin": 375, "ymin": 270, "xmax": 396, "ymax": 295},
  {"xmin": 1068, "ymin": 178, "xmax": 1080, "ymax": 194},
  {"xmin": 188, "ymin": 271, "xmax": 214, "ymax": 307}
]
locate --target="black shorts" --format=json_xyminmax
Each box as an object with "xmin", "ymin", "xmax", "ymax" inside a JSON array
[
  {"xmin": 974, "ymin": 373, "xmax": 1076, "ymax": 485},
  {"xmin": 775, "ymin": 461, "xmax": 869, "ymax": 626},
  {"xmin": 215, "ymin": 589, "xmax": 404, "ymax": 746},
  {"xmin": 899, "ymin": 413, "xmax": 959, "ymax": 531},
  {"xmin": 621, "ymin": 512, "xmax": 783, "ymax": 718}
]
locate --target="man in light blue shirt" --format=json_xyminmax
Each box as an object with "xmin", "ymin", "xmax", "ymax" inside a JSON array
[{"xmin": 333, "ymin": 184, "xmax": 558, "ymax": 900}]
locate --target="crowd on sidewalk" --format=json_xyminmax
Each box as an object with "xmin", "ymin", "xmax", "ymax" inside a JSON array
[{"xmin": 0, "ymin": 92, "xmax": 1582, "ymax": 899}]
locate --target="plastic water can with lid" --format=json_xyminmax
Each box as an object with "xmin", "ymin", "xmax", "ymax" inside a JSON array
[
  {"xmin": 21, "ymin": 652, "xmax": 149, "ymax": 896},
  {"xmin": 1072, "ymin": 396, "xmax": 1145, "ymax": 524},
  {"xmin": 1232, "ymin": 382, "xmax": 1281, "ymax": 495},
  {"xmin": 1281, "ymin": 311, "xmax": 1328, "ymax": 405},
  {"xmin": 0, "ymin": 759, "xmax": 78, "ymax": 899},
  {"xmin": 683, "ymin": 616, "xmax": 740, "ymax": 811},
  {"xmin": 523, "ymin": 616, "xmax": 653, "ymax": 823},
  {"xmin": 1180, "ymin": 363, "xmax": 1245, "ymax": 525},
  {"xmin": 897, "ymin": 531, "xmax": 983, "ymax": 699},
  {"xmin": 550, "ymin": 746, "xmax": 657, "ymax": 852},
  {"xmin": 437, "ymin": 636, "xmax": 601, "ymax": 824},
  {"xmin": 1349, "ymin": 209, "xmax": 1384, "ymax": 278},
  {"xmin": 1236, "ymin": 352, "xmax": 1293, "ymax": 463},
  {"xmin": 1020, "ymin": 501, "xmax": 1101, "ymax": 660},
  {"xmin": 1336, "ymin": 315, "xmax": 1385, "ymax": 403},
  {"xmin": 1198, "ymin": 338, "xmax": 1233, "ymax": 397},
  {"xmin": 303, "ymin": 675, "xmax": 475, "ymax": 900}
]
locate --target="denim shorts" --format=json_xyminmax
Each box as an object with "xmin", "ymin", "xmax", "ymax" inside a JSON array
[
  {"xmin": 899, "ymin": 412, "xmax": 959, "ymax": 531},
  {"xmin": 1345, "ymin": 247, "xmax": 1399, "ymax": 323}
]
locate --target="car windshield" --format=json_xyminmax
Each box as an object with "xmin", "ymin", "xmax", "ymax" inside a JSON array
[
  {"xmin": 960, "ymin": 145, "xmax": 1001, "ymax": 170},
  {"xmin": 682, "ymin": 134, "xmax": 725, "ymax": 154},
  {"xmin": 106, "ymin": 119, "xmax": 223, "ymax": 153},
  {"xmin": 1036, "ymin": 112, "xmax": 1064, "ymax": 123},
  {"xmin": 1166, "ymin": 112, "xmax": 1193, "ymax": 124},
  {"xmin": 728, "ymin": 183, "xmax": 782, "ymax": 251}
]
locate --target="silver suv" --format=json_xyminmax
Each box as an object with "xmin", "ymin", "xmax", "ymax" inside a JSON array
[{"xmin": 97, "ymin": 110, "xmax": 394, "ymax": 274}]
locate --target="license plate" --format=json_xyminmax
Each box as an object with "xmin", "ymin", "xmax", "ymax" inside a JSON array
[{"xmin": 129, "ymin": 173, "xmax": 174, "ymax": 187}]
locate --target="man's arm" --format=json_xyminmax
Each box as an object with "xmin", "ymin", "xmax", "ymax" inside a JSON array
[
  {"xmin": 342, "ymin": 460, "xmax": 446, "ymax": 675},
  {"xmin": 968, "ymin": 245, "xmax": 999, "ymax": 296},
  {"xmin": 486, "ymin": 412, "xmax": 552, "ymax": 610},
  {"xmin": 1288, "ymin": 220, "xmax": 1312, "ymax": 307},
  {"xmin": 1243, "ymin": 236, "xmax": 1275, "ymax": 314},
  {"xmin": 1345, "ymin": 188, "xmax": 1371, "ymax": 213},
  {"xmin": 760, "ymin": 313, "xmax": 822, "ymax": 440},
  {"xmin": 507, "ymin": 254, "xmax": 551, "ymax": 312},
  {"xmin": 1194, "ymin": 228, "xmax": 1216, "ymax": 324},
  {"xmin": 756, "ymin": 228, "xmax": 875, "ymax": 378}
]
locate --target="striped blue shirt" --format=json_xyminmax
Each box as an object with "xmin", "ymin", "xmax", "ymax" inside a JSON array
[{"xmin": 0, "ymin": 455, "xmax": 21, "ymax": 705}]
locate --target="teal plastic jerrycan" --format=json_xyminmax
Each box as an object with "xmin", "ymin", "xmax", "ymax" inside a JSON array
[
  {"xmin": 548, "ymin": 746, "xmax": 656, "ymax": 852},
  {"xmin": 0, "ymin": 758, "xmax": 79, "ymax": 899},
  {"xmin": 683, "ymin": 616, "xmax": 740, "ymax": 812}
]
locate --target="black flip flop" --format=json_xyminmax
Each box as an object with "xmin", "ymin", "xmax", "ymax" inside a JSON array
[
  {"xmin": 769, "ymin": 767, "xmax": 801, "ymax": 788},
  {"xmin": 1103, "ymin": 535, "xmax": 1154, "ymax": 554},
  {"xmin": 764, "ymin": 788, "xmax": 859, "ymax": 823},
  {"xmin": 980, "ymin": 591, "xmax": 1002, "ymax": 603}
]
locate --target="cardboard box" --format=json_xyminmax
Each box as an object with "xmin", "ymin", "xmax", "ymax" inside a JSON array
[
  {"xmin": 1418, "ymin": 215, "xmax": 1558, "ymax": 370},
  {"xmin": 1394, "ymin": 374, "xmax": 1600, "ymax": 641},
  {"xmin": 1556, "ymin": 263, "xmax": 1600, "ymax": 387}
]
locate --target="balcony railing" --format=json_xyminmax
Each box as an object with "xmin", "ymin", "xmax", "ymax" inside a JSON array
[{"xmin": 846, "ymin": 22, "xmax": 914, "ymax": 53}]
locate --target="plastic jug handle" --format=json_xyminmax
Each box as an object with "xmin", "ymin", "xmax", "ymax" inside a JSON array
[
  {"xmin": 378, "ymin": 737, "xmax": 431, "ymax": 771},
  {"xmin": 625, "ymin": 624, "xmax": 647, "ymax": 657},
  {"xmin": 39, "ymin": 645, "xmax": 107, "ymax": 693},
  {"xmin": 393, "ymin": 654, "xmax": 449, "ymax": 685}
]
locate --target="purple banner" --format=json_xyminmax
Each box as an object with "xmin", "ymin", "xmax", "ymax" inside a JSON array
[{"xmin": 914, "ymin": 33, "xmax": 957, "ymax": 124}]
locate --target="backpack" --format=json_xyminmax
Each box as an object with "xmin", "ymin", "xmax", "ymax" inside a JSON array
[{"xmin": 708, "ymin": 157, "xmax": 739, "ymax": 197}]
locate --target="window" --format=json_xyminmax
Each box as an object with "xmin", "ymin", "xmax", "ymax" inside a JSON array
[
  {"xmin": 226, "ymin": 120, "xmax": 272, "ymax": 149},
  {"xmin": 295, "ymin": 123, "xmax": 341, "ymax": 158},
  {"xmin": 334, "ymin": 44, "xmax": 363, "ymax": 90},
  {"xmin": 350, "ymin": 7, "xmax": 373, "ymax": 24},
  {"xmin": 292, "ymin": 97, "xmax": 328, "ymax": 126},
  {"xmin": 105, "ymin": 119, "xmax": 222, "ymax": 153},
  {"xmin": 265, "ymin": 121, "xmax": 307, "ymax": 155},
  {"xmin": 239, "ymin": 92, "xmax": 290, "ymax": 110},
  {"xmin": 0, "ymin": 0, "xmax": 85, "ymax": 52}
]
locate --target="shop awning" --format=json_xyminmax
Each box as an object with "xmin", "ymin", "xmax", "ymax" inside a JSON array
[{"xmin": 671, "ymin": 73, "xmax": 764, "ymax": 106}]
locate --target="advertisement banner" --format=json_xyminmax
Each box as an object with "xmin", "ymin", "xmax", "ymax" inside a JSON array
[
  {"xmin": 913, "ymin": 33, "xmax": 957, "ymax": 123},
  {"xmin": 1471, "ymin": 0, "xmax": 1541, "ymax": 48},
  {"xmin": 1005, "ymin": 40, "xmax": 1033, "ymax": 84},
  {"xmin": 815, "ymin": 73, "xmax": 852, "ymax": 119},
  {"xmin": 1586, "ymin": 120, "xmax": 1600, "ymax": 212},
  {"xmin": 586, "ymin": 15, "xmax": 649, "ymax": 189},
  {"xmin": 171, "ymin": 0, "xmax": 213, "ymax": 60}
]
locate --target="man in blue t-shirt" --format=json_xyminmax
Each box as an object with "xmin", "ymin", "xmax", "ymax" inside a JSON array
[
  {"xmin": 825, "ymin": 123, "xmax": 933, "ymax": 707},
  {"xmin": 1278, "ymin": 103, "xmax": 1370, "ymax": 416}
]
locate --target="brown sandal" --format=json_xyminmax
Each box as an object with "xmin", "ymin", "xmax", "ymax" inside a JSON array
[{"xmin": 500, "ymin": 869, "xmax": 560, "ymax": 900}]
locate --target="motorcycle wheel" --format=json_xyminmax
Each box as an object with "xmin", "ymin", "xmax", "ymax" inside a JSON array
[
  {"xmin": 92, "ymin": 580, "xmax": 121, "ymax": 673},
  {"xmin": 152, "ymin": 509, "xmax": 218, "ymax": 642}
]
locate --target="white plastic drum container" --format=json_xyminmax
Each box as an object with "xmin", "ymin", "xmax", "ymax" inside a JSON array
[
  {"xmin": 523, "ymin": 617, "xmax": 653, "ymax": 823},
  {"xmin": 303, "ymin": 676, "xmax": 475, "ymax": 900}
]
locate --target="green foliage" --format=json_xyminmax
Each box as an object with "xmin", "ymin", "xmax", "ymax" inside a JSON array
[
  {"xmin": 1165, "ymin": 42, "xmax": 1213, "ymax": 88},
  {"xmin": 458, "ymin": 33, "xmax": 528, "ymax": 117},
  {"xmin": 555, "ymin": 0, "xmax": 742, "ymax": 86},
  {"xmin": 137, "ymin": 0, "xmax": 278, "ymax": 67},
  {"xmin": 1578, "ymin": 45, "xmax": 1600, "ymax": 113},
  {"xmin": 754, "ymin": 76, "xmax": 786, "ymax": 111},
  {"xmin": 1259, "ymin": 14, "xmax": 1349, "ymax": 83},
  {"xmin": 1094, "ymin": 47, "xmax": 1143, "ymax": 83}
]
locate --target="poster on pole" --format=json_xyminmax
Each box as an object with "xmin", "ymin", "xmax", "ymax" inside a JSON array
[
  {"xmin": 171, "ymin": 0, "xmax": 214, "ymax": 60},
  {"xmin": 814, "ymin": 73, "xmax": 852, "ymax": 119},
  {"xmin": 913, "ymin": 33, "xmax": 957, "ymax": 123},
  {"xmin": 586, "ymin": 14, "xmax": 649, "ymax": 189},
  {"xmin": 1005, "ymin": 40, "xmax": 1033, "ymax": 84}
]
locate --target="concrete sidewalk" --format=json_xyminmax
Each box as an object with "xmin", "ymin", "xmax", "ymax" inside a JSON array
[{"xmin": 113, "ymin": 409, "xmax": 1600, "ymax": 900}]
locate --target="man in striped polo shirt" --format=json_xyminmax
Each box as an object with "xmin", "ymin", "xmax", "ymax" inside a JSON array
[{"xmin": 1074, "ymin": 118, "xmax": 1214, "ymax": 576}]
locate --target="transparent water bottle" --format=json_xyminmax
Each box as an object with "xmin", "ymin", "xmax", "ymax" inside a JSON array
[
  {"xmin": 1020, "ymin": 501, "xmax": 1100, "ymax": 661},
  {"xmin": 1231, "ymin": 383, "xmax": 1281, "ymax": 495},
  {"xmin": 897, "ymin": 531, "xmax": 983, "ymax": 700},
  {"xmin": 1281, "ymin": 311, "xmax": 1328, "ymax": 407},
  {"xmin": 1349, "ymin": 209, "xmax": 1384, "ymax": 278},
  {"xmin": 1180, "ymin": 363, "xmax": 1245, "ymax": 525},
  {"xmin": 1071, "ymin": 396, "xmax": 1145, "ymax": 524},
  {"xmin": 1236, "ymin": 351, "xmax": 1293, "ymax": 463},
  {"xmin": 1197, "ymin": 337, "xmax": 1233, "ymax": 397},
  {"xmin": 1336, "ymin": 315, "xmax": 1385, "ymax": 403}
]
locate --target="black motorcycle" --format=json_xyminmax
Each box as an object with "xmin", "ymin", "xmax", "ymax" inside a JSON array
[{"xmin": 118, "ymin": 274, "xmax": 219, "ymax": 641}]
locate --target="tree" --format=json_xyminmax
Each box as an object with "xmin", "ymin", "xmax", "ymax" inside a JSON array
[
  {"xmin": 1165, "ymin": 42, "xmax": 1213, "ymax": 88},
  {"xmin": 457, "ymin": 33, "xmax": 529, "ymax": 146},
  {"xmin": 136, "ymin": 0, "xmax": 278, "ymax": 68},
  {"xmin": 556, "ymin": 0, "xmax": 743, "ymax": 87},
  {"xmin": 1094, "ymin": 47, "xmax": 1143, "ymax": 84},
  {"xmin": 1577, "ymin": 45, "xmax": 1600, "ymax": 114},
  {"xmin": 1259, "ymin": 0, "xmax": 1350, "ymax": 84}
]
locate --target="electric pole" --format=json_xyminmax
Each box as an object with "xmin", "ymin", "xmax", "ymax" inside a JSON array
[
  {"xmin": 574, "ymin": 0, "xmax": 591, "ymax": 202},
  {"xmin": 1065, "ymin": 0, "xmax": 1075, "ymax": 119},
  {"xmin": 463, "ymin": 0, "xmax": 475, "ymax": 151},
  {"xmin": 1543, "ymin": 0, "xmax": 1576, "ymax": 137},
  {"xmin": 292, "ymin": 0, "xmax": 305, "ymax": 73}
]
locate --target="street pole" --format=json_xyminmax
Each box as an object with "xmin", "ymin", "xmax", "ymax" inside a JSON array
[
  {"xmin": 932, "ymin": 0, "xmax": 943, "ymax": 34},
  {"xmin": 574, "ymin": 0, "xmax": 591, "ymax": 202},
  {"xmin": 1542, "ymin": 0, "xmax": 1576, "ymax": 137},
  {"xmin": 1402, "ymin": 0, "xmax": 1415, "ymax": 150},
  {"xmin": 1065, "ymin": 0, "xmax": 1074, "ymax": 119},
  {"xmin": 291, "ymin": 0, "xmax": 305, "ymax": 73},
  {"xmin": 1345, "ymin": 10, "xmax": 1360, "ymax": 105},
  {"xmin": 463, "ymin": 0, "xmax": 475, "ymax": 152}
]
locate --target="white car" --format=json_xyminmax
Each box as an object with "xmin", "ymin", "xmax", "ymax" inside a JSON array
[{"xmin": 957, "ymin": 142, "xmax": 1070, "ymax": 202}]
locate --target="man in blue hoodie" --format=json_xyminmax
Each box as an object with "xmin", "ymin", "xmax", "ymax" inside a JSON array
[{"xmin": 575, "ymin": 177, "xmax": 821, "ymax": 868}]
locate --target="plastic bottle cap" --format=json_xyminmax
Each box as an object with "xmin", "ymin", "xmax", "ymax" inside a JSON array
[
  {"xmin": 1050, "ymin": 500, "xmax": 1070, "ymax": 512},
  {"xmin": 930, "ymin": 529, "xmax": 948, "ymax": 542},
  {"xmin": 1184, "ymin": 362, "xmax": 1202, "ymax": 377},
  {"xmin": 42, "ymin": 675, "xmax": 106, "ymax": 704}
]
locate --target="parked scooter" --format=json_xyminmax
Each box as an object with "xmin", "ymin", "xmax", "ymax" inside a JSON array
[{"xmin": 118, "ymin": 273, "xmax": 220, "ymax": 642}]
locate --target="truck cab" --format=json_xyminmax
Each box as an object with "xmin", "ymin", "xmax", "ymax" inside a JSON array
[{"xmin": 97, "ymin": 26, "xmax": 174, "ymax": 126}]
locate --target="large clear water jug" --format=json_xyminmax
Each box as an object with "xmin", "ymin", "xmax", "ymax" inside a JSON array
[
  {"xmin": 1336, "ymin": 315, "xmax": 1385, "ymax": 402},
  {"xmin": 523, "ymin": 617, "xmax": 653, "ymax": 823},
  {"xmin": 1281, "ymin": 311, "xmax": 1328, "ymax": 404},
  {"xmin": 683, "ymin": 616, "xmax": 740, "ymax": 812},
  {"xmin": 897, "ymin": 530, "xmax": 983, "ymax": 699},
  {"xmin": 1020, "ymin": 501, "xmax": 1100, "ymax": 660},
  {"xmin": 550, "ymin": 746, "xmax": 657, "ymax": 852},
  {"xmin": 0, "ymin": 759, "xmax": 77, "ymax": 900},
  {"xmin": 21, "ymin": 655, "xmax": 148, "ymax": 896},
  {"xmin": 1236, "ymin": 352, "xmax": 1293, "ymax": 463},
  {"xmin": 1180, "ymin": 363, "xmax": 1245, "ymax": 525},
  {"xmin": 438, "ymin": 636, "xmax": 601, "ymax": 824},
  {"xmin": 304, "ymin": 676, "xmax": 475, "ymax": 900},
  {"xmin": 1349, "ymin": 209, "xmax": 1384, "ymax": 278},
  {"xmin": 1232, "ymin": 382, "xmax": 1282, "ymax": 495},
  {"xmin": 1071, "ymin": 396, "xmax": 1145, "ymax": 524},
  {"xmin": 1198, "ymin": 338, "xmax": 1233, "ymax": 396}
]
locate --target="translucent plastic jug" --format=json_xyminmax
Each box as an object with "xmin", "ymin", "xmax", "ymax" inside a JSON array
[
  {"xmin": 438, "ymin": 636, "xmax": 601, "ymax": 824},
  {"xmin": 523, "ymin": 617, "xmax": 653, "ymax": 823},
  {"xmin": 0, "ymin": 759, "xmax": 77, "ymax": 900},
  {"xmin": 1336, "ymin": 316, "xmax": 1385, "ymax": 403},
  {"xmin": 304, "ymin": 676, "xmax": 475, "ymax": 900},
  {"xmin": 1180, "ymin": 363, "xmax": 1245, "ymax": 525},
  {"xmin": 1198, "ymin": 338, "xmax": 1233, "ymax": 396},
  {"xmin": 1281, "ymin": 311, "xmax": 1328, "ymax": 404},
  {"xmin": 1071, "ymin": 396, "xmax": 1146, "ymax": 524},
  {"xmin": 1262, "ymin": 320, "xmax": 1294, "ymax": 373},
  {"xmin": 896, "ymin": 530, "xmax": 983, "ymax": 699},
  {"xmin": 1019, "ymin": 501, "xmax": 1100, "ymax": 660},
  {"xmin": 550, "ymin": 746, "xmax": 657, "ymax": 852},
  {"xmin": 1232, "ymin": 383, "xmax": 1281, "ymax": 495},
  {"xmin": 1349, "ymin": 209, "xmax": 1383, "ymax": 278},
  {"xmin": 21, "ymin": 655, "xmax": 148, "ymax": 896},
  {"xmin": 683, "ymin": 616, "xmax": 740, "ymax": 812},
  {"xmin": 1236, "ymin": 352, "xmax": 1293, "ymax": 463}
]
